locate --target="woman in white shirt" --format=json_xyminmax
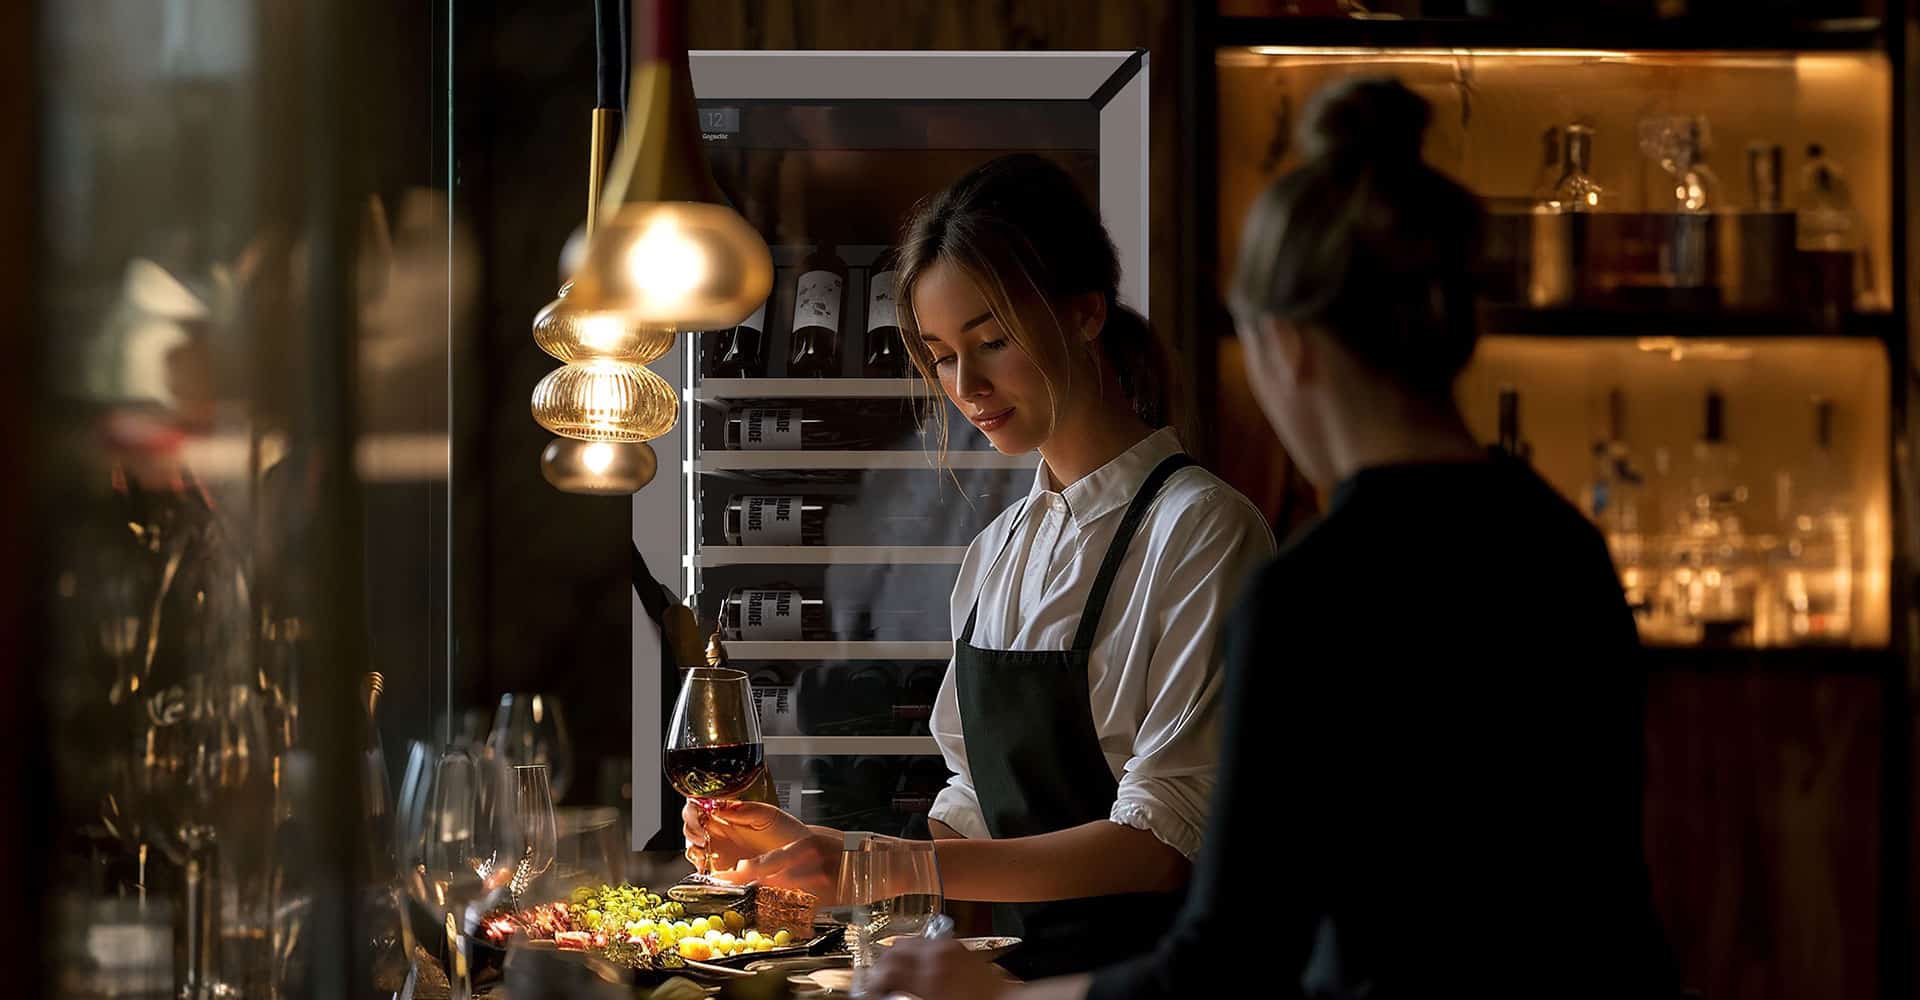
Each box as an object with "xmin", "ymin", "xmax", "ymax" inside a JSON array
[{"xmin": 685, "ymin": 154, "xmax": 1273, "ymax": 979}]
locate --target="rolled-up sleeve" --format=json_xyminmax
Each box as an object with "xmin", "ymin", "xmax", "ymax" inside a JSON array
[{"xmin": 1107, "ymin": 489, "xmax": 1274, "ymax": 859}]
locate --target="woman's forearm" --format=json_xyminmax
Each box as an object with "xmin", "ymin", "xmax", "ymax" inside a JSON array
[{"xmin": 932, "ymin": 820, "xmax": 1190, "ymax": 903}]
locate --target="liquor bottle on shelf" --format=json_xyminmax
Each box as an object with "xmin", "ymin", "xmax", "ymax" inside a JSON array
[
  {"xmin": 1586, "ymin": 389, "xmax": 1648, "ymax": 620},
  {"xmin": 1530, "ymin": 124, "xmax": 1563, "ymax": 204},
  {"xmin": 1798, "ymin": 143, "xmax": 1861, "ymax": 321},
  {"xmin": 862, "ymin": 250, "xmax": 909, "ymax": 379},
  {"xmin": 1677, "ymin": 388, "xmax": 1755, "ymax": 645},
  {"xmin": 788, "ymin": 245, "xmax": 848, "ymax": 376},
  {"xmin": 1775, "ymin": 396, "xmax": 1855, "ymax": 645},
  {"xmin": 1748, "ymin": 142, "xmax": 1784, "ymax": 212},
  {"xmin": 1658, "ymin": 116, "xmax": 1717, "ymax": 290},
  {"xmin": 1495, "ymin": 385, "xmax": 1532, "ymax": 464},
  {"xmin": 1547, "ymin": 123, "xmax": 1604, "ymax": 212},
  {"xmin": 1729, "ymin": 141, "xmax": 1793, "ymax": 309},
  {"xmin": 707, "ymin": 297, "xmax": 770, "ymax": 378}
]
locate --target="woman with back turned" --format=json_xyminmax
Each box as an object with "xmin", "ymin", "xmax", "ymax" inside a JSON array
[{"xmin": 873, "ymin": 77, "xmax": 1679, "ymax": 1000}]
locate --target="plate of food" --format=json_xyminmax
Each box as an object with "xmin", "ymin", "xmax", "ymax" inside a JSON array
[{"xmin": 482, "ymin": 882, "xmax": 826, "ymax": 982}]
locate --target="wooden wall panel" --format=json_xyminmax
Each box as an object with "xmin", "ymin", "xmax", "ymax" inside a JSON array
[{"xmin": 1644, "ymin": 670, "xmax": 1884, "ymax": 1000}]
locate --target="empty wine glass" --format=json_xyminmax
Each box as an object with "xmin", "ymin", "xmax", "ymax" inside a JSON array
[
  {"xmin": 510, "ymin": 764, "xmax": 559, "ymax": 907},
  {"xmin": 488, "ymin": 693, "xmax": 575, "ymax": 801},
  {"xmin": 866, "ymin": 838, "xmax": 943, "ymax": 941},
  {"xmin": 397, "ymin": 746, "xmax": 522, "ymax": 1000},
  {"xmin": 664, "ymin": 668, "xmax": 765, "ymax": 875},
  {"xmin": 555, "ymin": 805, "xmax": 627, "ymax": 890},
  {"xmin": 132, "ymin": 673, "xmax": 273, "ymax": 1000}
]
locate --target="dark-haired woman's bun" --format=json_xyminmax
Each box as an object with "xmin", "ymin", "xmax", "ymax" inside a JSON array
[{"xmin": 1298, "ymin": 76, "xmax": 1432, "ymax": 166}]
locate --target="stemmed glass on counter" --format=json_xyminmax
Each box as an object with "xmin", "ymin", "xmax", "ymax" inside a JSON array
[
  {"xmin": 664, "ymin": 668, "xmax": 766, "ymax": 875},
  {"xmin": 510, "ymin": 764, "xmax": 559, "ymax": 907},
  {"xmin": 397, "ymin": 746, "xmax": 523, "ymax": 1000},
  {"xmin": 488, "ymin": 692, "xmax": 575, "ymax": 801}
]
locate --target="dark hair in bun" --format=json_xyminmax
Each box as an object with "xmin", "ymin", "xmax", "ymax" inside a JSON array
[
  {"xmin": 1231, "ymin": 76, "xmax": 1483, "ymax": 398},
  {"xmin": 1298, "ymin": 75, "xmax": 1433, "ymax": 165}
]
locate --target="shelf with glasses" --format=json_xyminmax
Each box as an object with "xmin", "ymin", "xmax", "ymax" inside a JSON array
[
  {"xmin": 764, "ymin": 736, "xmax": 942, "ymax": 757},
  {"xmin": 1480, "ymin": 306, "xmax": 1897, "ymax": 341},
  {"xmin": 1213, "ymin": 15, "xmax": 1885, "ymax": 54},
  {"xmin": 697, "ymin": 450, "xmax": 1031, "ymax": 471},
  {"xmin": 693, "ymin": 546, "xmax": 969, "ymax": 567},
  {"xmin": 697, "ymin": 378, "xmax": 927, "ymax": 399},
  {"xmin": 725, "ymin": 640, "xmax": 952, "ymax": 661}
]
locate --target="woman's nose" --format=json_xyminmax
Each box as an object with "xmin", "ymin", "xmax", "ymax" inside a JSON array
[{"xmin": 954, "ymin": 356, "xmax": 991, "ymax": 398}]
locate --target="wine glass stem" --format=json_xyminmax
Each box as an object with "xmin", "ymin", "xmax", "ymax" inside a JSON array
[
  {"xmin": 180, "ymin": 841, "xmax": 221, "ymax": 1000},
  {"xmin": 697, "ymin": 799, "xmax": 716, "ymax": 875},
  {"xmin": 445, "ymin": 910, "xmax": 473, "ymax": 1000}
]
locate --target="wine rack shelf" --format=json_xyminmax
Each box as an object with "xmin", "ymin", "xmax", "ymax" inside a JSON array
[
  {"xmin": 698, "ymin": 450, "xmax": 1032, "ymax": 471},
  {"xmin": 697, "ymin": 378, "xmax": 928, "ymax": 399},
  {"xmin": 725, "ymin": 641, "xmax": 953, "ymax": 661},
  {"xmin": 764, "ymin": 736, "xmax": 942, "ymax": 757},
  {"xmin": 693, "ymin": 546, "xmax": 970, "ymax": 567}
]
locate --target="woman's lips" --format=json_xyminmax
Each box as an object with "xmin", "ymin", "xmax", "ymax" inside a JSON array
[{"xmin": 970, "ymin": 407, "xmax": 1014, "ymax": 432}]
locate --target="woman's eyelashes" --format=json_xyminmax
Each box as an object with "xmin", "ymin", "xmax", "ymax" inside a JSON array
[{"xmin": 932, "ymin": 339, "xmax": 1007, "ymax": 369}]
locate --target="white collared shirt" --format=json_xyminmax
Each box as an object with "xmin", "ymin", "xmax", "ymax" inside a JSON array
[{"xmin": 928, "ymin": 428, "xmax": 1275, "ymax": 859}]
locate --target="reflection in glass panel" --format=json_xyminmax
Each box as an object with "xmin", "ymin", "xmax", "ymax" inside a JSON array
[{"xmin": 33, "ymin": 0, "xmax": 454, "ymax": 995}]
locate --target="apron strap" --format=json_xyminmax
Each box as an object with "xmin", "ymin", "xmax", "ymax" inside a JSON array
[
  {"xmin": 1069, "ymin": 453, "xmax": 1197, "ymax": 653},
  {"xmin": 959, "ymin": 497, "xmax": 1032, "ymax": 645}
]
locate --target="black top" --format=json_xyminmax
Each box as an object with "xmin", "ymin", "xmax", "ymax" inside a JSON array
[{"xmin": 1089, "ymin": 456, "xmax": 1678, "ymax": 1000}]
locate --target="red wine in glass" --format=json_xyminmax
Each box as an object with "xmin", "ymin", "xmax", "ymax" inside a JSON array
[{"xmin": 665, "ymin": 668, "xmax": 765, "ymax": 874}]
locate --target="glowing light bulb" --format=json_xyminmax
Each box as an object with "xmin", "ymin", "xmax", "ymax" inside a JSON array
[
  {"xmin": 561, "ymin": 201, "xmax": 771, "ymax": 330},
  {"xmin": 530, "ymin": 360, "xmax": 678, "ymax": 442},
  {"xmin": 532, "ymin": 282, "xmax": 675, "ymax": 364},
  {"xmin": 540, "ymin": 438, "xmax": 657, "ymax": 494}
]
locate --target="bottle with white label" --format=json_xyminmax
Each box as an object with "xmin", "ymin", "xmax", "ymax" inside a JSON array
[
  {"xmin": 721, "ymin": 406, "xmax": 885, "ymax": 450},
  {"xmin": 788, "ymin": 246, "xmax": 847, "ymax": 377},
  {"xmin": 723, "ymin": 586, "xmax": 829, "ymax": 641},
  {"xmin": 725, "ymin": 495, "xmax": 826, "ymax": 546},
  {"xmin": 708, "ymin": 296, "xmax": 770, "ymax": 378},
  {"xmin": 862, "ymin": 251, "xmax": 908, "ymax": 378}
]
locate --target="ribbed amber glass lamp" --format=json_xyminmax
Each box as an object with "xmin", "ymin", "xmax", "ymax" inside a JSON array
[{"xmin": 531, "ymin": 360, "xmax": 678, "ymax": 443}]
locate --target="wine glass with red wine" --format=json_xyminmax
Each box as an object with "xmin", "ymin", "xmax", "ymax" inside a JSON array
[{"xmin": 665, "ymin": 667, "xmax": 766, "ymax": 875}]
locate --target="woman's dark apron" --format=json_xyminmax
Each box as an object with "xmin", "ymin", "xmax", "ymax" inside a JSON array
[{"xmin": 953, "ymin": 453, "xmax": 1195, "ymax": 980}]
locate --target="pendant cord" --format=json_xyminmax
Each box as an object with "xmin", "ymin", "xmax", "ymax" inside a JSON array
[{"xmin": 592, "ymin": 0, "xmax": 622, "ymax": 110}]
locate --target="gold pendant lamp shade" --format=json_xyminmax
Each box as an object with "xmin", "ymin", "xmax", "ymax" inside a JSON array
[
  {"xmin": 531, "ymin": 359, "xmax": 678, "ymax": 442},
  {"xmin": 534, "ymin": 0, "xmax": 771, "ymax": 495},
  {"xmin": 541, "ymin": 437, "xmax": 659, "ymax": 495},
  {"xmin": 561, "ymin": 2, "xmax": 772, "ymax": 326}
]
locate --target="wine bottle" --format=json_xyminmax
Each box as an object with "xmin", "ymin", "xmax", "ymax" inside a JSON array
[
  {"xmin": 708, "ymin": 297, "xmax": 770, "ymax": 378},
  {"xmin": 863, "ymin": 251, "xmax": 908, "ymax": 378},
  {"xmin": 892, "ymin": 663, "xmax": 944, "ymax": 735},
  {"xmin": 721, "ymin": 405, "xmax": 888, "ymax": 450},
  {"xmin": 723, "ymin": 587, "xmax": 829, "ymax": 641},
  {"xmin": 725, "ymin": 495, "xmax": 826, "ymax": 546},
  {"xmin": 788, "ymin": 246, "xmax": 848, "ymax": 376},
  {"xmin": 721, "ymin": 494, "xmax": 945, "ymax": 546}
]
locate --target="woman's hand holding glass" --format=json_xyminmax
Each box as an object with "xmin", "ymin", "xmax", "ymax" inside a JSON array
[{"xmin": 680, "ymin": 798, "xmax": 811, "ymax": 872}]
